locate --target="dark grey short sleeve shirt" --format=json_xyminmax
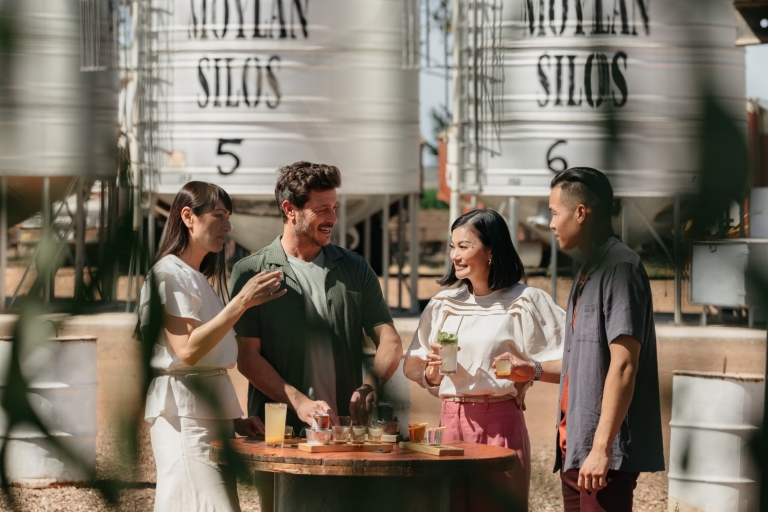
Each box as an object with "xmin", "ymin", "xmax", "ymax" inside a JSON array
[{"xmin": 555, "ymin": 237, "xmax": 664, "ymax": 473}]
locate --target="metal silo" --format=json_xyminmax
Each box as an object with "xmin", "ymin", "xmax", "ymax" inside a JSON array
[
  {"xmin": 449, "ymin": 0, "xmax": 747, "ymax": 315},
  {"xmin": 153, "ymin": 0, "xmax": 421, "ymax": 252},
  {"xmin": 0, "ymin": 0, "xmax": 119, "ymax": 226},
  {"xmin": 451, "ymin": 0, "xmax": 746, "ymax": 241}
]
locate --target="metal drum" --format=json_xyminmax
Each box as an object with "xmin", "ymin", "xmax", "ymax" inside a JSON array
[
  {"xmin": 0, "ymin": 0, "xmax": 119, "ymax": 225},
  {"xmin": 0, "ymin": 336, "xmax": 97, "ymax": 486},
  {"xmin": 668, "ymin": 371, "xmax": 764, "ymax": 512},
  {"xmin": 156, "ymin": 0, "xmax": 420, "ymax": 215},
  {"xmin": 457, "ymin": 0, "xmax": 746, "ymax": 244}
]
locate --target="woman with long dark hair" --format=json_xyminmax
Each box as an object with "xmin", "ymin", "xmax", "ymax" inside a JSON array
[
  {"xmin": 138, "ymin": 182, "xmax": 285, "ymax": 512},
  {"xmin": 403, "ymin": 209, "xmax": 565, "ymax": 512}
]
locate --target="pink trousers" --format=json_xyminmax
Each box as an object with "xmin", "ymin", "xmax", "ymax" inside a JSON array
[{"xmin": 441, "ymin": 398, "xmax": 531, "ymax": 512}]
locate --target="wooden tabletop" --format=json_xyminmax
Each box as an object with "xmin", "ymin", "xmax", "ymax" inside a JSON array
[{"xmin": 210, "ymin": 439, "xmax": 517, "ymax": 477}]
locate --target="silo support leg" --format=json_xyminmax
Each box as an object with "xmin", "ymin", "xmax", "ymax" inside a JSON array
[
  {"xmin": 673, "ymin": 195, "xmax": 682, "ymax": 325},
  {"xmin": 0, "ymin": 177, "xmax": 6, "ymax": 311},
  {"xmin": 409, "ymin": 193, "xmax": 419, "ymax": 314},
  {"xmin": 508, "ymin": 197, "xmax": 518, "ymax": 252},
  {"xmin": 382, "ymin": 195, "xmax": 390, "ymax": 305},
  {"xmin": 75, "ymin": 177, "xmax": 86, "ymax": 301}
]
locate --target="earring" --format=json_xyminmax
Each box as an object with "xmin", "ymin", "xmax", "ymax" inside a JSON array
[{"xmin": 488, "ymin": 258, "xmax": 492, "ymax": 265}]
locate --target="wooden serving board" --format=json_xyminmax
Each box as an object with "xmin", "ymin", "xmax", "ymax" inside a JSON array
[
  {"xmin": 398, "ymin": 442, "xmax": 464, "ymax": 456},
  {"xmin": 298, "ymin": 443, "xmax": 394, "ymax": 453},
  {"xmin": 243, "ymin": 437, "xmax": 305, "ymax": 446},
  {"xmin": 382, "ymin": 434, "xmax": 402, "ymax": 443}
]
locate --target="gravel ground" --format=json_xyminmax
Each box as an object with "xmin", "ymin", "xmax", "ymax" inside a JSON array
[{"xmin": 0, "ymin": 443, "xmax": 667, "ymax": 512}]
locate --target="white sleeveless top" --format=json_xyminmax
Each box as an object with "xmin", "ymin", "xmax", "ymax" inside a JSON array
[
  {"xmin": 406, "ymin": 284, "xmax": 565, "ymax": 398},
  {"xmin": 139, "ymin": 255, "xmax": 243, "ymax": 422}
]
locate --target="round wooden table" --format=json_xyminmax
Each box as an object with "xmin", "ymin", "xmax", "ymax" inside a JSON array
[{"xmin": 210, "ymin": 439, "xmax": 518, "ymax": 512}]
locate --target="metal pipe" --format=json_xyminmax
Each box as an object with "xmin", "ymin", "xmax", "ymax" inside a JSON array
[
  {"xmin": 0, "ymin": 177, "xmax": 6, "ymax": 311},
  {"xmin": 99, "ymin": 180, "xmax": 106, "ymax": 300},
  {"xmin": 621, "ymin": 198, "xmax": 629, "ymax": 245},
  {"xmin": 43, "ymin": 177, "xmax": 51, "ymax": 303},
  {"xmin": 551, "ymin": 230, "xmax": 558, "ymax": 303},
  {"xmin": 409, "ymin": 193, "xmax": 419, "ymax": 314},
  {"xmin": 382, "ymin": 195, "xmax": 390, "ymax": 304},
  {"xmin": 397, "ymin": 196, "xmax": 405, "ymax": 311},
  {"xmin": 338, "ymin": 195, "xmax": 347, "ymax": 250},
  {"xmin": 508, "ymin": 197, "xmax": 519, "ymax": 251},
  {"xmin": 674, "ymin": 195, "xmax": 682, "ymax": 325},
  {"xmin": 108, "ymin": 178, "xmax": 118, "ymax": 303},
  {"xmin": 147, "ymin": 191, "xmax": 156, "ymax": 262},
  {"xmin": 364, "ymin": 216, "xmax": 371, "ymax": 263},
  {"xmin": 75, "ymin": 177, "xmax": 86, "ymax": 300}
]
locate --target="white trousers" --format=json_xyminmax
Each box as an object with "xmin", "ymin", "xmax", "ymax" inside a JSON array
[{"xmin": 150, "ymin": 412, "xmax": 240, "ymax": 512}]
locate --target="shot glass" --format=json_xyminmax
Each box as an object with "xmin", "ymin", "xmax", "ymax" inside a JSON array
[
  {"xmin": 350, "ymin": 425, "xmax": 367, "ymax": 444},
  {"xmin": 312, "ymin": 413, "xmax": 330, "ymax": 430},
  {"xmin": 495, "ymin": 357, "xmax": 512, "ymax": 377},
  {"xmin": 265, "ymin": 403, "xmax": 288, "ymax": 448},
  {"xmin": 332, "ymin": 425, "xmax": 349, "ymax": 444},
  {"xmin": 367, "ymin": 424, "xmax": 384, "ymax": 444},
  {"xmin": 284, "ymin": 426, "xmax": 294, "ymax": 440}
]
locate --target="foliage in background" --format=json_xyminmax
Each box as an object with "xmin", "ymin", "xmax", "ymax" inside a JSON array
[{"xmin": 420, "ymin": 188, "xmax": 449, "ymax": 210}]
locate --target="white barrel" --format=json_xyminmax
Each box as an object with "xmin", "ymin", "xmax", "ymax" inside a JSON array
[
  {"xmin": 0, "ymin": 336, "xmax": 97, "ymax": 487},
  {"xmin": 668, "ymin": 371, "xmax": 764, "ymax": 512},
  {"xmin": 156, "ymin": 0, "xmax": 420, "ymax": 198}
]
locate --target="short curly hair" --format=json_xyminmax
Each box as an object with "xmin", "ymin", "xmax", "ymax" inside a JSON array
[{"xmin": 275, "ymin": 161, "xmax": 342, "ymax": 222}]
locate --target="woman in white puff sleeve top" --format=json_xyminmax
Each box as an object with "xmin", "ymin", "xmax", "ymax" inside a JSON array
[
  {"xmin": 404, "ymin": 210, "xmax": 565, "ymax": 512},
  {"xmin": 138, "ymin": 182, "xmax": 286, "ymax": 512}
]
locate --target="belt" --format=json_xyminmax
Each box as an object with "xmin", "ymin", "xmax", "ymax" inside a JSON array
[
  {"xmin": 443, "ymin": 395, "xmax": 516, "ymax": 403},
  {"xmin": 154, "ymin": 368, "xmax": 228, "ymax": 379}
]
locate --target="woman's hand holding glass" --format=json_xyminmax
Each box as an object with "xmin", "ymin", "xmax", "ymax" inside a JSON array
[
  {"xmin": 424, "ymin": 343, "xmax": 462, "ymax": 386},
  {"xmin": 492, "ymin": 352, "xmax": 535, "ymax": 382},
  {"xmin": 236, "ymin": 270, "xmax": 286, "ymax": 308}
]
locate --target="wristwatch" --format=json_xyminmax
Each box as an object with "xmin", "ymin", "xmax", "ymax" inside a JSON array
[{"xmin": 532, "ymin": 360, "xmax": 542, "ymax": 381}]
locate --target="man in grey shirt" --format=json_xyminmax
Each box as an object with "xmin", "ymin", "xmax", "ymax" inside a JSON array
[
  {"xmin": 548, "ymin": 167, "xmax": 664, "ymax": 511},
  {"xmin": 286, "ymin": 251, "xmax": 338, "ymax": 412}
]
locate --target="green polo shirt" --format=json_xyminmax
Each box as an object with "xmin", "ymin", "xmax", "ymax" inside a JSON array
[{"xmin": 229, "ymin": 236, "xmax": 393, "ymax": 431}]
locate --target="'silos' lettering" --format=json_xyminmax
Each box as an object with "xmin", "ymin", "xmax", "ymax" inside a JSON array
[
  {"xmin": 521, "ymin": 0, "xmax": 650, "ymax": 109},
  {"xmin": 197, "ymin": 56, "xmax": 282, "ymax": 109}
]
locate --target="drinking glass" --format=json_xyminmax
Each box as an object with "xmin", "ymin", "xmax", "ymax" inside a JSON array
[
  {"xmin": 265, "ymin": 403, "xmax": 288, "ymax": 448},
  {"xmin": 437, "ymin": 331, "xmax": 458, "ymax": 375},
  {"xmin": 332, "ymin": 425, "xmax": 349, "ymax": 444},
  {"xmin": 312, "ymin": 413, "xmax": 330, "ymax": 430},
  {"xmin": 367, "ymin": 423, "xmax": 384, "ymax": 444},
  {"xmin": 351, "ymin": 425, "xmax": 367, "ymax": 444},
  {"xmin": 284, "ymin": 426, "xmax": 294, "ymax": 440},
  {"xmin": 495, "ymin": 357, "xmax": 511, "ymax": 377}
]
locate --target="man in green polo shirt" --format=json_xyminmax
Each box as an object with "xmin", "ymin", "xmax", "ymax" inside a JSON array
[{"xmin": 229, "ymin": 161, "xmax": 404, "ymax": 435}]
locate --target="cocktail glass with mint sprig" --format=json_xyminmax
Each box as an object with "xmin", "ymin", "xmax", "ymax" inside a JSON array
[{"xmin": 437, "ymin": 331, "xmax": 458, "ymax": 375}]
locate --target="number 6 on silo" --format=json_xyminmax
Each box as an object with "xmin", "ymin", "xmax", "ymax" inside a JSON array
[{"xmin": 217, "ymin": 139, "xmax": 243, "ymax": 175}]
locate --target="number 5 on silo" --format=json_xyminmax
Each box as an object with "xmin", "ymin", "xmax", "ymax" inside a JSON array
[{"xmin": 217, "ymin": 139, "xmax": 243, "ymax": 175}]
